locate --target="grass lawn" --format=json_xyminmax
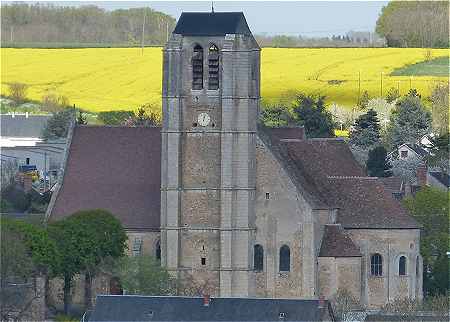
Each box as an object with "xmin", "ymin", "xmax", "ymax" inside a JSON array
[{"xmin": 391, "ymin": 56, "xmax": 449, "ymax": 77}]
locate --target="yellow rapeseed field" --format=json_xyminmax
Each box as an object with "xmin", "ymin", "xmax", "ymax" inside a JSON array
[{"xmin": 1, "ymin": 47, "xmax": 448, "ymax": 113}]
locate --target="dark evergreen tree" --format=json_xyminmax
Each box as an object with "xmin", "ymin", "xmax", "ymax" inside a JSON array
[
  {"xmin": 366, "ymin": 146, "xmax": 390, "ymax": 177},
  {"xmin": 292, "ymin": 94, "xmax": 335, "ymax": 138},
  {"xmin": 349, "ymin": 109, "xmax": 381, "ymax": 149}
]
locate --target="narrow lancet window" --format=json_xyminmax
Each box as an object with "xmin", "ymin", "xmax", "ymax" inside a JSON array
[
  {"xmin": 192, "ymin": 45, "xmax": 203, "ymax": 90},
  {"xmin": 279, "ymin": 245, "xmax": 290, "ymax": 272},
  {"xmin": 254, "ymin": 244, "xmax": 264, "ymax": 271},
  {"xmin": 208, "ymin": 44, "xmax": 219, "ymax": 90}
]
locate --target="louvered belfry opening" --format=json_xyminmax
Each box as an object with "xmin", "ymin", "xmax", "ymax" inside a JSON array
[
  {"xmin": 192, "ymin": 44, "xmax": 203, "ymax": 90},
  {"xmin": 208, "ymin": 44, "xmax": 219, "ymax": 90}
]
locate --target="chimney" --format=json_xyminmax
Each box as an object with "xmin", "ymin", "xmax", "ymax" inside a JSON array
[
  {"xmin": 416, "ymin": 164, "xmax": 427, "ymax": 187},
  {"xmin": 25, "ymin": 112, "xmax": 29, "ymax": 118},
  {"xmin": 203, "ymin": 294, "xmax": 210, "ymax": 307},
  {"xmin": 318, "ymin": 296, "xmax": 325, "ymax": 309}
]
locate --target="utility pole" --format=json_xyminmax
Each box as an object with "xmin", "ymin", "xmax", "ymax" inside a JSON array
[
  {"xmin": 358, "ymin": 70, "xmax": 361, "ymax": 105},
  {"xmin": 141, "ymin": 8, "xmax": 147, "ymax": 56},
  {"xmin": 380, "ymin": 71, "xmax": 384, "ymax": 97}
]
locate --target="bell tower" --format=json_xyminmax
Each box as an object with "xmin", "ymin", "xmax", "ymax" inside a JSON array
[{"xmin": 160, "ymin": 12, "xmax": 260, "ymax": 297}]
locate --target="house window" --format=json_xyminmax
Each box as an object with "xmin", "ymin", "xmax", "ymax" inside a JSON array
[
  {"xmin": 208, "ymin": 44, "xmax": 219, "ymax": 90},
  {"xmin": 279, "ymin": 245, "xmax": 290, "ymax": 272},
  {"xmin": 265, "ymin": 192, "xmax": 270, "ymax": 200},
  {"xmin": 26, "ymin": 157, "xmax": 30, "ymax": 165},
  {"xmin": 399, "ymin": 256, "xmax": 407, "ymax": 276},
  {"xmin": 132, "ymin": 237, "xmax": 143, "ymax": 256},
  {"xmin": 155, "ymin": 240, "xmax": 161, "ymax": 260},
  {"xmin": 201, "ymin": 257, "xmax": 206, "ymax": 266},
  {"xmin": 192, "ymin": 45, "xmax": 203, "ymax": 90},
  {"xmin": 370, "ymin": 253, "xmax": 383, "ymax": 276},
  {"xmin": 401, "ymin": 150, "xmax": 408, "ymax": 158},
  {"xmin": 254, "ymin": 244, "xmax": 264, "ymax": 271}
]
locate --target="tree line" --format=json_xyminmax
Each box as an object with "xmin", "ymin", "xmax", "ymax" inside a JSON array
[
  {"xmin": 376, "ymin": 1, "xmax": 449, "ymax": 48},
  {"xmin": 1, "ymin": 3, "xmax": 176, "ymax": 46}
]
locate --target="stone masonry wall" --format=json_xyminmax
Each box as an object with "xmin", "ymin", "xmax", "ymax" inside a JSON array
[
  {"xmin": 255, "ymin": 136, "xmax": 318, "ymax": 298},
  {"xmin": 348, "ymin": 229, "xmax": 422, "ymax": 309}
]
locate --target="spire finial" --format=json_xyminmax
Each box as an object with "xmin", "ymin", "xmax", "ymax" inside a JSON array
[{"xmin": 211, "ymin": 1, "xmax": 214, "ymax": 13}]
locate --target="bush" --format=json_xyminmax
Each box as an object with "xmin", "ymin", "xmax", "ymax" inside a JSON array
[
  {"xmin": 42, "ymin": 109, "xmax": 74, "ymax": 140},
  {"xmin": 98, "ymin": 110, "xmax": 134, "ymax": 125},
  {"xmin": 7, "ymin": 82, "xmax": 28, "ymax": 105},
  {"xmin": 1, "ymin": 185, "xmax": 30, "ymax": 212}
]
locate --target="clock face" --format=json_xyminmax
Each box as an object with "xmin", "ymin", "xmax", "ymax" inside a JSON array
[{"xmin": 198, "ymin": 112, "xmax": 211, "ymax": 127}]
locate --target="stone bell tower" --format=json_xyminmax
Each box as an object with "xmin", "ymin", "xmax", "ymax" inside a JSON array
[{"xmin": 160, "ymin": 12, "xmax": 260, "ymax": 297}]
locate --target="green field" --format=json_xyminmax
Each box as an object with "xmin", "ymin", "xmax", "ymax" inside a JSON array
[
  {"xmin": 391, "ymin": 56, "xmax": 449, "ymax": 77},
  {"xmin": 1, "ymin": 47, "xmax": 448, "ymax": 114}
]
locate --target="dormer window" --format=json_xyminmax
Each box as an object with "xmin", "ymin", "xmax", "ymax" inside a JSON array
[
  {"xmin": 192, "ymin": 45, "xmax": 203, "ymax": 90},
  {"xmin": 208, "ymin": 44, "xmax": 219, "ymax": 90},
  {"xmin": 400, "ymin": 150, "xmax": 408, "ymax": 158}
]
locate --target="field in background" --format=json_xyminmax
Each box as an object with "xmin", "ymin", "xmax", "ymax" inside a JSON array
[{"xmin": 1, "ymin": 47, "xmax": 448, "ymax": 114}]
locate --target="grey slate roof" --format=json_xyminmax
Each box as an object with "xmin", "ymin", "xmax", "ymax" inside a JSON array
[
  {"xmin": 173, "ymin": 12, "xmax": 252, "ymax": 36},
  {"xmin": 429, "ymin": 171, "xmax": 450, "ymax": 188},
  {"xmin": 1, "ymin": 114, "xmax": 51, "ymax": 138},
  {"xmin": 89, "ymin": 295, "xmax": 334, "ymax": 322}
]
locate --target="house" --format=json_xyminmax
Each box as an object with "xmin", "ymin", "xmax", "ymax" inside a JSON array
[{"xmin": 47, "ymin": 11, "xmax": 422, "ymax": 309}]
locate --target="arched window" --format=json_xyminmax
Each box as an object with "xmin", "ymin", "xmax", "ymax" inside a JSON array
[
  {"xmin": 192, "ymin": 45, "xmax": 203, "ymax": 90},
  {"xmin": 254, "ymin": 244, "xmax": 264, "ymax": 271},
  {"xmin": 208, "ymin": 44, "xmax": 219, "ymax": 90},
  {"xmin": 279, "ymin": 245, "xmax": 290, "ymax": 272},
  {"xmin": 155, "ymin": 240, "xmax": 161, "ymax": 260},
  {"xmin": 370, "ymin": 253, "xmax": 383, "ymax": 276},
  {"xmin": 398, "ymin": 256, "xmax": 407, "ymax": 276}
]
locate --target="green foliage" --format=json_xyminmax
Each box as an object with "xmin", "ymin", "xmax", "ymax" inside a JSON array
[
  {"xmin": 366, "ymin": 146, "xmax": 390, "ymax": 177},
  {"xmin": 113, "ymin": 256, "xmax": 176, "ymax": 296},
  {"xmin": 42, "ymin": 109, "xmax": 74, "ymax": 140},
  {"xmin": 54, "ymin": 314, "xmax": 80, "ymax": 322},
  {"xmin": 385, "ymin": 87, "xmax": 400, "ymax": 103},
  {"xmin": 349, "ymin": 109, "xmax": 381, "ymax": 149},
  {"xmin": 376, "ymin": 1, "xmax": 449, "ymax": 48},
  {"xmin": 0, "ymin": 219, "xmax": 35, "ymax": 281},
  {"xmin": 76, "ymin": 111, "xmax": 87, "ymax": 125},
  {"xmin": 292, "ymin": 94, "xmax": 335, "ymax": 138},
  {"xmin": 403, "ymin": 187, "xmax": 449, "ymax": 295},
  {"xmin": 357, "ymin": 90, "xmax": 370, "ymax": 110},
  {"xmin": 1, "ymin": 218, "xmax": 59, "ymax": 280},
  {"xmin": 385, "ymin": 93, "xmax": 431, "ymax": 149},
  {"xmin": 425, "ymin": 134, "xmax": 449, "ymax": 174},
  {"xmin": 49, "ymin": 209, "xmax": 127, "ymax": 313},
  {"xmin": 1, "ymin": 185, "xmax": 30, "ymax": 212},
  {"xmin": 98, "ymin": 110, "xmax": 134, "ymax": 125},
  {"xmin": 123, "ymin": 104, "xmax": 161, "ymax": 127},
  {"xmin": 260, "ymin": 105, "xmax": 292, "ymax": 128},
  {"xmin": 1, "ymin": 4, "xmax": 176, "ymax": 46}
]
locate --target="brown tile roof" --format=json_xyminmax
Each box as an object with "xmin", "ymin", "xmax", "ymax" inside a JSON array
[
  {"xmin": 325, "ymin": 177, "xmax": 420, "ymax": 229},
  {"xmin": 49, "ymin": 126, "xmax": 161, "ymax": 230},
  {"xmin": 267, "ymin": 127, "xmax": 305, "ymax": 143},
  {"xmin": 319, "ymin": 224, "xmax": 361, "ymax": 257},
  {"xmin": 259, "ymin": 125, "xmax": 419, "ymax": 229}
]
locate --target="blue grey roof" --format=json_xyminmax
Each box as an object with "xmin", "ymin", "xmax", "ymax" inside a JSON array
[
  {"xmin": 429, "ymin": 171, "xmax": 450, "ymax": 188},
  {"xmin": 1, "ymin": 114, "xmax": 51, "ymax": 138},
  {"xmin": 173, "ymin": 12, "xmax": 252, "ymax": 36},
  {"xmin": 89, "ymin": 295, "xmax": 334, "ymax": 322}
]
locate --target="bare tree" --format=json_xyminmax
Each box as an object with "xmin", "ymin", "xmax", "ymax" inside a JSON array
[
  {"xmin": 330, "ymin": 288, "xmax": 362, "ymax": 321},
  {"xmin": 1, "ymin": 159, "xmax": 19, "ymax": 187},
  {"xmin": 7, "ymin": 83, "xmax": 28, "ymax": 105}
]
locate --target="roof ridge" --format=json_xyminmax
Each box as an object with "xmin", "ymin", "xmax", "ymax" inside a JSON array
[{"xmin": 327, "ymin": 176, "xmax": 378, "ymax": 180}]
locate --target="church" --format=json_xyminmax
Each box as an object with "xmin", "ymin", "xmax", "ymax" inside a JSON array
[{"xmin": 47, "ymin": 12, "xmax": 422, "ymax": 309}]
